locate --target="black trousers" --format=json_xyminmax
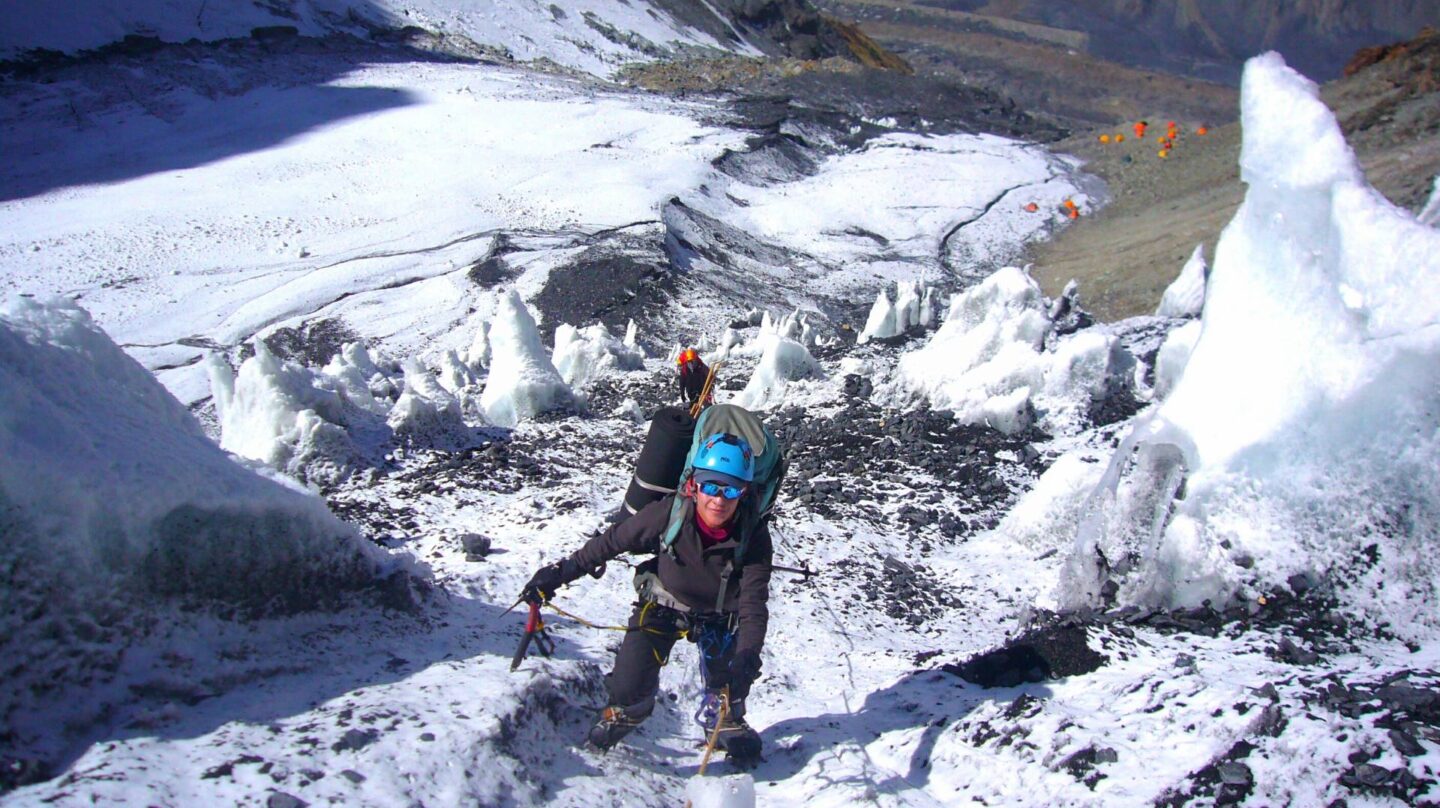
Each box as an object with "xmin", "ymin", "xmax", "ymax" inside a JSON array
[{"xmin": 606, "ymin": 601, "xmax": 737, "ymax": 720}]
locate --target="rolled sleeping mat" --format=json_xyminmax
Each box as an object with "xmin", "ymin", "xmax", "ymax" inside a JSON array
[{"xmin": 622, "ymin": 405, "xmax": 696, "ymax": 516}]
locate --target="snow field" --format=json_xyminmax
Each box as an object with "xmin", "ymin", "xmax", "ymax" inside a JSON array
[
  {"xmin": 2, "ymin": 22, "xmax": 1439, "ymax": 807},
  {"xmin": 0, "ymin": 61, "xmax": 748, "ymax": 402},
  {"xmin": 685, "ymin": 132, "xmax": 1086, "ymax": 296}
]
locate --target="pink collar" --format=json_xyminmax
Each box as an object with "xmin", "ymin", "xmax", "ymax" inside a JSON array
[{"xmin": 695, "ymin": 512, "xmax": 730, "ymax": 546}]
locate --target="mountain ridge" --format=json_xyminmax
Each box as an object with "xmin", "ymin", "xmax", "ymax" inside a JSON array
[
  {"xmin": 0, "ymin": 0, "xmax": 904, "ymax": 78},
  {"xmin": 900, "ymin": 0, "xmax": 1440, "ymax": 82}
]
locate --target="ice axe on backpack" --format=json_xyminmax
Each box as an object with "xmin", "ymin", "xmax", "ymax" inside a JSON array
[{"xmin": 689, "ymin": 360, "xmax": 722, "ymax": 418}]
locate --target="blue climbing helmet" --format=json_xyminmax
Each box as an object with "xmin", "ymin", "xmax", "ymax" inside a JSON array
[
  {"xmin": 691, "ymin": 433, "xmax": 754, "ymax": 483},
  {"xmin": 662, "ymin": 404, "xmax": 787, "ymax": 563}
]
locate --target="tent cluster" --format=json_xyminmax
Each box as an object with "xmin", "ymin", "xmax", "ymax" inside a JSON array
[
  {"xmin": 1097, "ymin": 119, "xmax": 1210, "ymax": 159},
  {"xmin": 1022, "ymin": 197, "xmax": 1082, "ymax": 219}
]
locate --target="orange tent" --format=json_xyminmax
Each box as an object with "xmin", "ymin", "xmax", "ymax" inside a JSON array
[{"xmin": 1134, "ymin": 121, "xmax": 1148, "ymax": 138}]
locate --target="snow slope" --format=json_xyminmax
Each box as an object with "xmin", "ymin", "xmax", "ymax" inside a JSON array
[
  {"xmin": 0, "ymin": 0, "xmax": 758, "ymax": 76},
  {"xmin": 3, "ymin": 20, "xmax": 1440, "ymax": 808},
  {"xmin": 0, "ymin": 58, "xmax": 747, "ymax": 404}
]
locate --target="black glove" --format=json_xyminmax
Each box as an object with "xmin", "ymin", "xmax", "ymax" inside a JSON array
[
  {"xmin": 729, "ymin": 648, "xmax": 763, "ymax": 698},
  {"xmin": 522, "ymin": 561, "xmax": 570, "ymax": 605}
]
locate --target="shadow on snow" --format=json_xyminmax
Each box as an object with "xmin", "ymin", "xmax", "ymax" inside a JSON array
[
  {"xmin": 0, "ymin": 29, "xmax": 454, "ymax": 203},
  {"xmin": 751, "ymin": 670, "xmax": 1053, "ymax": 796}
]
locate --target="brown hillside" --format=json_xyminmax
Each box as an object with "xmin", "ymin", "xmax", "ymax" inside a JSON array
[{"xmin": 1027, "ymin": 28, "xmax": 1440, "ymax": 321}]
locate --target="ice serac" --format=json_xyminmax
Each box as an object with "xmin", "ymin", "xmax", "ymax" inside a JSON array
[
  {"xmin": 1420, "ymin": 175, "xmax": 1440, "ymax": 227},
  {"xmin": 1156, "ymin": 244, "xmax": 1207, "ymax": 318},
  {"xmin": 0, "ymin": 296, "xmax": 386, "ymax": 608},
  {"xmin": 891, "ymin": 266, "xmax": 1051, "ymax": 434},
  {"xmin": 887, "ymin": 266, "xmax": 1131, "ymax": 436},
  {"xmin": 552, "ymin": 322, "xmax": 644, "ymax": 390},
  {"xmin": 210, "ymin": 340, "xmax": 354, "ymax": 474},
  {"xmin": 480, "ymin": 290, "xmax": 573, "ymax": 427},
  {"xmin": 858, "ymin": 286, "xmax": 898, "ymax": 345},
  {"xmin": 1059, "ymin": 53, "xmax": 1440, "ymax": 637},
  {"xmin": 859, "ymin": 281, "xmax": 934, "ymax": 343},
  {"xmin": 389, "ymin": 357, "xmax": 473, "ymax": 443},
  {"xmin": 734, "ymin": 334, "xmax": 822, "ymax": 410}
]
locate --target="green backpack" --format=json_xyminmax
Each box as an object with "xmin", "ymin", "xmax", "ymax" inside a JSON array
[{"xmin": 660, "ymin": 403, "xmax": 787, "ymax": 565}]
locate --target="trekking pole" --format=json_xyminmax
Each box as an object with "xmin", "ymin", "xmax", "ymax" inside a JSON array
[
  {"xmin": 684, "ymin": 686, "xmax": 732, "ymax": 808},
  {"xmin": 772, "ymin": 563, "xmax": 816, "ymax": 580},
  {"xmin": 509, "ymin": 601, "xmax": 555, "ymax": 672}
]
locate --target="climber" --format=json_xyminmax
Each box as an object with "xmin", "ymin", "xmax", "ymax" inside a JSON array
[
  {"xmin": 521, "ymin": 428, "xmax": 778, "ymax": 767},
  {"xmin": 677, "ymin": 347, "xmax": 713, "ymax": 412}
]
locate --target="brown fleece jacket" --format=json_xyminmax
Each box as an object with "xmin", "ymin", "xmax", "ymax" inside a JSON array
[{"xmin": 564, "ymin": 495, "xmax": 772, "ymax": 656}]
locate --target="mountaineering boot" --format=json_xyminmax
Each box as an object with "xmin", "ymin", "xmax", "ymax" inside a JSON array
[
  {"xmin": 715, "ymin": 713, "xmax": 761, "ymax": 766},
  {"xmin": 697, "ymin": 692, "xmax": 762, "ymax": 767},
  {"xmin": 588, "ymin": 705, "xmax": 642, "ymax": 751}
]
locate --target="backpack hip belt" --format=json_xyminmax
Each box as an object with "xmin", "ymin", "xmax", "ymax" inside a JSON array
[
  {"xmin": 634, "ymin": 565, "xmax": 736, "ymax": 619},
  {"xmin": 634, "ymin": 566, "xmax": 692, "ymax": 614}
]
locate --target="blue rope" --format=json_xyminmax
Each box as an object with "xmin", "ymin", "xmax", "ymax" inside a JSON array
[
  {"xmin": 691, "ymin": 618, "xmax": 737, "ymax": 728},
  {"xmin": 694, "ymin": 619, "xmax": 735, "ymax": 689}
]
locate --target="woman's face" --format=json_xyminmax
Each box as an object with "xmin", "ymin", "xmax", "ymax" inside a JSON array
[{"xmin": 694, "ymin": 484, "xmax": 742, "ymax": 530}]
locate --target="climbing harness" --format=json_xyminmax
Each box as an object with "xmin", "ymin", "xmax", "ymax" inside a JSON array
[
  {"xmin": 510, "ymin": 551, "xmax": 812, "ymax": 673},
  {"xmin": 510, "ymin": 555, "xmax": 813, "ymax": 670}
]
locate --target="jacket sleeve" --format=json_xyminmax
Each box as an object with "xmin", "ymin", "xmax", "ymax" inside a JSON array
[
  {"xmin": 734, "ymin": 523, "xmax": 773, "ymax": 657},
  {"xmin": 562, "ymin": 497, "xmax": 669, "ymax": 579}
]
